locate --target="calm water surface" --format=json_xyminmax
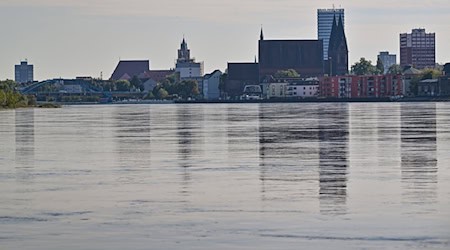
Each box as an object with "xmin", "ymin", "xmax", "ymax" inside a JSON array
[{"xmin": 1, "ymin": 103, "xmax": 450, "ymax": 249}]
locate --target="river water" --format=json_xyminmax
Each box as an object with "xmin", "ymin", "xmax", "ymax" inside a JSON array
[{"xmin": 1, "ymin": 103, "xmax": 449, "ymax": 249}]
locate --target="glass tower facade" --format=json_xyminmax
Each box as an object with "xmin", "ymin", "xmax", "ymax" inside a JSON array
[{"xmin": 318, "ymin": 8, "xmax": 345, "ymax": 60}]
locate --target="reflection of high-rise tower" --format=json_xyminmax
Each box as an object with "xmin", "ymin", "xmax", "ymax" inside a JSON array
[
  {"xmin": 318, "ymin": 104, "xmax": 349, "ymax": 215},
  {"xmin": 401, "ymin": 103, "xmax": 437, "ymax": 205},
  {"xmin": 15, "ymin": 109, "xmax": 35, "ymax": 182}
]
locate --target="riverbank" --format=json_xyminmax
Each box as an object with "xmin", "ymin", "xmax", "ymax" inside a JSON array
[
  {"xmin": 175, "ymin": 97, "xmax": 450, "ymax": 104},
  {"xmin": 33, "ymin": 97, "xmax": 450, "ymax": 106}
]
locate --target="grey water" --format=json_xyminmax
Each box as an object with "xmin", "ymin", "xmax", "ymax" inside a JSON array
[{"xmin": 1, "ymin": 103, "xmax": 450, "ymax": 249}]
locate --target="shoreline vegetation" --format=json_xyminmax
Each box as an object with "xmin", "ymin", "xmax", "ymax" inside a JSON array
[{"xmin": 0, "ymin": 80, "xmax": 60, "ymax": 110}]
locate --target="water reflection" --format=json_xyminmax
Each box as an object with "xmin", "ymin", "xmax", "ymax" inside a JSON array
[
  {"xmin": 401, "ymin": 103, "xmax": 438, "ymax": 207},
  {"xmin": 14, "ymin": 109, "xmax": 35, "ymax": 182},
  {"xmin": 113, "ymin": 106, "xmax": 152, "ymax": 170},
  {"xmin": 176, "ymin": 105, "xmax": 204, "ymax": 196},
  {"xmin": 258, "ymin": 104, "xmax": 319, "ymax": 203},
  {"xmin": 318, "ymin": 104, "xmax": 349, "ymax": 215}
]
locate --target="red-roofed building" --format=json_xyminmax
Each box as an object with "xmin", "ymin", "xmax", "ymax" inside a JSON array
[
  {"xmin": 110, "ymin": 60, "xmax": 150, "ymax": 80},
  {"xmin": 138, "ymin": 70, "xmax": 175, "ymax": 83}
]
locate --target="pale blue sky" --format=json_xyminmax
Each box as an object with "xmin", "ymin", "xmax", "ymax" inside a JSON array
[{"xmin": 1, "ymin": 0, "xmax": 449, "ymax": 80}]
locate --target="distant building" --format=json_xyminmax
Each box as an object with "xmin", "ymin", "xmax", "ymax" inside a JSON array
[
  {"xmin": 258, "ymin": 29, "xmax": 324, "ymax": 78},
  {"xmin": 400, "ymin": 28, "xmax": 436, "ymax": 69},
  {"xmin": 138, "ymin": 70, "xmax": 176, "ymax": 92},
  {"xmin": 174, "ymin": 38, "xmax": 204, "ymax": 94},
  {"xmin": 263, "ymin": 82, "xmax": 289, "ymax": 99},
  {"xmin": 175, "ymin": 38, "xmax": 204, "ymax": 79},
  {"xmin": 438, "ymin": 63, "xmax": 450, "ymax": 96},
  {"xmin": 378, "ymin": 51, "xmax": 397, "ymax": 74},
  {"xmin": 260, "ymin": 76, "xmax": 319, "ymax": 99},
  {"xmin": 286, "ymin": 78, "xmax": 319, "ymax": 98},
  {"xmin": 225, "ymin": 62, "xmax": 259, "ymax": 97},
  {"xmin": 318, "ymin": 8, "xmax": 344, "ymax": 60},
  {"xmin": 326, "ymin": 15, "xmax": 348, "ymax": 76},
  {"xmin": 203, "ymin": 70, "xmax": 222, "ymax": 100},
  {"xmin": 111, "ymin": 60, "xmax": 150, "ymax": 80},
  {"xmin": 417, "ymin": 79, "xmax": 439, "ymax": 97},
  {"xmin": 15, "ymin": 60, "xmax": 33, "ymax": 83},
  {"xmin": 402, "ymin": 65, "xmax": 422, "ymax": 96},
  {"xmin": 138, "ymin": 70, "xmax": 175, "ymax": 83},
  {"xmin": 444, "ymin": 63, "xmax": 450, "ymax": 76},
  {"xmin": 319, "ymin": 75, "xmax": 403, "ymax": 98}
]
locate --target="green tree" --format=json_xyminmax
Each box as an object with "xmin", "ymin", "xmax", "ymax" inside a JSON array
[
  {"xmin": 274, "ymin": 69, "xmax": 300, "ymax": 78},
  {"xmin": 0, "ymin": 80, "xmax": 17, "ymax": 92},
  {"xmin": 351, "ymin": 58, "xmax": 379, "ymax": 75},
  {"xmin": 144, "ymin": 91, "xmax": 155, "ymax": 100},
  {"xmin": 156, "ymin": 88, "xmax": 169, "ymax": 99},
  {"xmin": 179, "ymin": 80, "xmax": 199, "ymax": 98},
  {"xmin": 5, "ymin": 91, "xmax": 20, "ymax": 108},
  {"xmin": 130, "ymin": 76, "xmax": 144, "ymax": 91},
  {"xmin": 376, "ymin": 58, "xmax": 384, "ymax": 74},
  {"xmin": 0, "ymin": 89, "xmax": 6, "ymax": 107},
  {"xmin": 0, "ymin": 80, "xmax": 30, "ymax": 108},
  {"xmin": 387, "ymin": 64, "xmax": 402, "ymax": 75},
  {"xmin": 421, "ymin": 68, "xmax": 442, "ymax": 80},
  {"xmin": 115, "ymin": 80, "xmax": 131, "ymax": 92}
]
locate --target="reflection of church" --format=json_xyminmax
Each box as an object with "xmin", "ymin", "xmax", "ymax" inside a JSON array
[
  {"xmin": 318, "ymin": 105, "xmax": 349, "ymax": 214},
  {"xmin": 258, "ymin": 104, "xmax": 350, "ymax": 215}
]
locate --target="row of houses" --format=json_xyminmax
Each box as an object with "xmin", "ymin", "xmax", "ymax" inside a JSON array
[{"xmin": 242, "ymin": 65, "xmax": 450, "ymax": 100}]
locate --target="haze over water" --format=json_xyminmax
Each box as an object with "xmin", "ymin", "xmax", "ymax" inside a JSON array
[{"xmin": 1, "ymin": 103, "xmax": 450, "ymax": 249}]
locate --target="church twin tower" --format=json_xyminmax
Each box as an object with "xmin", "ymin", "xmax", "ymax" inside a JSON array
[{"xmin": 258, "ymin": 14, "xmax": 348, "ymax": 77}]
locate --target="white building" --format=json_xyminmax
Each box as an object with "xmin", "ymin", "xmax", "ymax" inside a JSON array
[
  {"xmin": 318, "ymin": 8, "xmax": 345, "ymax": 60},
  {"xmin": 203, "ymin": 70, "xmax": 222, "ymax": 100},
  {"xmin": 378, "ymin": 51, "xmax": 397, "ymax": 74},
  {"xmin": 287, "ymin": 84, "xmax": 319, "ymax": 98},
  {"xmin": 175, "ymin": 38, "xmax": 204, "ymax": 79},
  {"xmin": 263, "ymin": 82, "xmax": 288, "ymax": 99}
]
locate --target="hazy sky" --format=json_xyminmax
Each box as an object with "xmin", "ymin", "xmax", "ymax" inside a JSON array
[{"xmin": 1, "ymin": 0, "xmax": 449, "ymax": 80}]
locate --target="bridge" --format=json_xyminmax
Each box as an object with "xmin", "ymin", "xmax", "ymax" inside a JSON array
[{"xmin": 19, "ymin": 79, "xmax": 147, "ymax": 102}]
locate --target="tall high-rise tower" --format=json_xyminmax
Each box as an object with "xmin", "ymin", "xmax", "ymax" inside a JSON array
[
  {"xmin": 400, "ymin": 28, "xmax": 435, "ymax": 69},
  {"xmin": 15, "ymin": 60, "xmax": 34, "ymax": 83},
  {"xmin": 318, "ymin": 8, "xmax": 345, "ymax": 60}
]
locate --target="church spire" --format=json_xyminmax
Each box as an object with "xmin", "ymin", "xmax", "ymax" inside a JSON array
[
  {"xmin": 337, "ymin": 14, "xmax": 348, "ymax": 52},
  {"xmin": 328, "ymin": 15, "xmax": 338, "ymax": 57},
  {"xmin": 260, "ymin": 26, "xmax": 264, "ymax": 41},
  {"xmin": 178, "ymin": 36, "xmax": 191, "ymax": 63}
]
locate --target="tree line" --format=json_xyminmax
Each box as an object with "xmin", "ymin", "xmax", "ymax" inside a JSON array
[{"xmin": 0, "ymin": 80, "xmax": 35, "ymax": 108}]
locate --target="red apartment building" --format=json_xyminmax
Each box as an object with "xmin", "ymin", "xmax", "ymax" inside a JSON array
[{"xmin": 319, "ymin": 75, "xmax": 403, "ymax": 98}]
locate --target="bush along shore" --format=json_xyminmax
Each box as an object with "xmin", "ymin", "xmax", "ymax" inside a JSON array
[{"xmin": 0, "ymin": 80, "xmax": 60, "ymax": 109}]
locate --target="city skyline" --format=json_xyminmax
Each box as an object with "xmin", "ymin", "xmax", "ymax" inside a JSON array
[{"xmin": 0, "ymin": 0, "xmax": 449, "ymax": 80}]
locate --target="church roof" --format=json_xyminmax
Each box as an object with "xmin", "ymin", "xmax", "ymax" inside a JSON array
[
  {"xmin": 328, "ymin": 15, "xmax": 348, "ymax": 56},
  {"xmin": 111, "ymin": 60, "xmax": 150, "ymax": 80}
]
